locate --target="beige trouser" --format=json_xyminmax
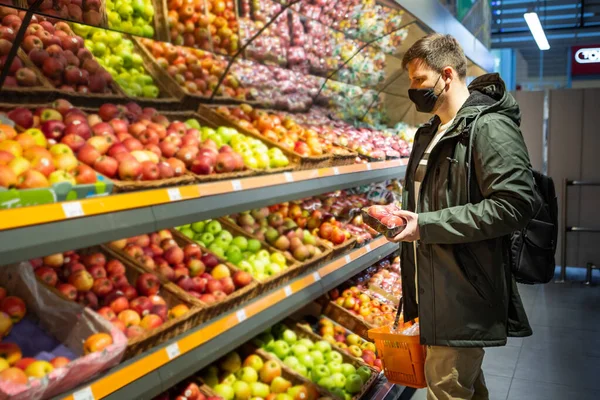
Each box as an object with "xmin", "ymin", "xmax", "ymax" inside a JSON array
[{"xmin": 425, "ymin": 346, "xmax": 489, "ymax": 400}]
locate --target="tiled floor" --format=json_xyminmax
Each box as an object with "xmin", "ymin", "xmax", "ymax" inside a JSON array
[{"xmin": 407, "ymin": 279, "xmax": 600, "ymax": 400}]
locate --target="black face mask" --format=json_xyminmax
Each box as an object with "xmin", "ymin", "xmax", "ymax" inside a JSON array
[{"xmin": 408, "ymin": 75, "xmax": 444, "ymax": 113}]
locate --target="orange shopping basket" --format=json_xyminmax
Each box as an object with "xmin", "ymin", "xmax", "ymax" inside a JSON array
[{"xmin": 368, "ymin": 298, "xmax": 427, "ymax": 388}]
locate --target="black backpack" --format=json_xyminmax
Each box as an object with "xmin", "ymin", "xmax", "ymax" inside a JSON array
[{"xmin": 466, "ymin": 120, "xmax": 559, "ymax": 285}]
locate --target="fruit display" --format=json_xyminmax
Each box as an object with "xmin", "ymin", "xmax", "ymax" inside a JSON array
[
  {"xmin": 111, "ymin": 229, "xmax": 255, "ymax": 305},
  {"xmin": 228, "ymin": 204, "xmax": 330, "ymax": 263},
  {"xmin": 166, "ymin": 0, "xmax": 210, "ymax": 51},
  {"xmin": 73, "ymin": 25, "xmax": 162, "ymax": 98},
  {"xmin": 106, "ymin": 0, "xmax": 156, "ymax": 38},
  {"xmin": 154, "ymin": 380, "xmax": 219, "ymax": 400},
  {"xmin": 363, "ymin": 258, "xmax": 402, "ymax": 304},
  {"xmin": 30, "ymin": 0, "xmax": 103, "ymax": 26},
  {"xmin": 299, "ymin": 317, "xmax": 383, "ymax": 372},
  {"xmin": 238, "ymin": 0, "xmax": 290, "ymax": 66},
  {"xmin": 30, "ymin": 247, "xmax": 192, "ymax": 340},
  {"xmin": 140, "ymin": 38, "xmax": 247, "ymax": 99},
  {"xmin": 177, "ymin": 219, "xmax": 295, "ymax": 284},
  {"xmin": 253, "ymin": 323, "xmax": 375, "ymax": 398},
  {"xmin": 199, "ymin": 350, "xmax": 321, "ymax": 400},
  {"xmin": 205, "ymin": 0, "xmax": 240, "ymax": 55},
  {"xmin": 215, "ymin": 105, "xmax": 326, "ymax": 157}
]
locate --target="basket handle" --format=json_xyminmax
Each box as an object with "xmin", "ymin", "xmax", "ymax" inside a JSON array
[{"xmin": 392, "ymin": 296, "xmax": 403, "ymax": 331}]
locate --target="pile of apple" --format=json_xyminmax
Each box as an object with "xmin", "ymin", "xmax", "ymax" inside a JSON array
[
  {"xmin": 24, "ymin": 0, "xmax": 103, "ymax": 25},
  {"xmin": 313, "ymin": 318, "xmax": 382, "ymax": 372},
  {"xmin": 106, "ymin": 0, "xmax": 155, "ymax": 38},
  {"xmin": 177, "ymin": 219, "xmax": 290, "ymax": 282},
  {"xmin": 231, "ymin": 206, "xmax": 327, "ymax": 263},
  {"xmin": 113, "ymin": 229, "xmax": 254, "ymax": 304},
  {"xmin": 166, "ymin": 0, "xmax": 211, "ymax": 51},
  {"xmin": 329, "ymin": 286, "xmax": 396, "ymax": 328},
  {"xmin": 205, "ymin": 0, "xmax": 239, "ymax": 55},
  {"xmin": 0, "ymin": 286, "xmax": 112, "ymax": 384},
  {"xmin": 141, "ymin": 39, "xmax": 247, "ymax": 99},
  {"xmin": 0, "ymin": 107, "xmax": 99, "ymax": 189},
  {"xmin": 30, "ymin": 249, "xmax": 190, "ymax": 339},
  {"xmin": 215, "ymin": 105, "xmax": 324, "ymax": 157},
  {"xmin": 255, "ymin": 324, "xmax": 373, "ymax": 398},
  {"xmin": 200, "ymin": 350, "xmax": 317, "ymax": 400},
  {"xmin": 13, "ymin": 17, "xmax": 118, "ymax": 93},
  {"xmin": 72, "ymin": 25, "xmax": 160, "ymax": 98}
]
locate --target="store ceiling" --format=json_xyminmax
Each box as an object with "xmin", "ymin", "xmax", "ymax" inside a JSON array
[{"xmin": 491, "ymin": 0, "xmax": 600, "ymax": 78}]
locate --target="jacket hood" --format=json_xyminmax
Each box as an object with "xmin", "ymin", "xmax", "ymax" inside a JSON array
[{"xmin": 461, "ymin": 73, "xmax": 521, "ymax": 126}]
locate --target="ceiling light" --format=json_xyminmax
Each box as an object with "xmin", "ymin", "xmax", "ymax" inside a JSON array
[{"xmin": 524, "ymin": 12, "xmax": 550, "ymax": 50}]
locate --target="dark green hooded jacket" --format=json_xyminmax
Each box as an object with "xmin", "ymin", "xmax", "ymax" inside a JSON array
[{"xmin": 401, "ymin": 73, "xmax": 535, "ymax": 347}]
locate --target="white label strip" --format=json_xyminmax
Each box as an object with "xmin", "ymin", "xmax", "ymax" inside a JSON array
[
  {"xmin": 284, "ymin": 285, "xmax": 293, "ymax": 297},
  {"xmin": 61, "ymin": 202, "xmax": 84, "ymax": 218},
  {"xmin": 332, "ymin": 167, "xmax": 340, "ymax": 175},
  {"xmin": 167, "ymin": 188, "xmax": 182, "ymax": 201},
  {"xmin": 366, "ymin": 163, "xmax": 372, "ymax": 170},
  {"xmin": 313, "ymin": 271, "xmax": 321, "ymax": 281},
  {"xmin": 236, "ymin": 309, "xmax": 247, "ymax": 322},
  {"xmin": 73, "ymin": 387, "xmax": 94, "ymax": 400},
  {"xmin": 166, "ymin": 342, "xmax": 181, "ymax": 360},
  {"xmin": 284, "ymin": 172, "xmax": 294, "ymax": 182},
  {"xmin": 345, "ymin": 255, "xmax": 352, "ymax": 264},
  {"xmin": 231, "ymin": 180, "xmax": 242, "ymax": 191},
  {"xmin": 366, "ymin": 244, "xmax": 372, "ymax": 252}
]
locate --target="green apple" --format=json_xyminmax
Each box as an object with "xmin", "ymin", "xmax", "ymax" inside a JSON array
[
  {"xmin": 247, "ymin": 239, "xmax": 261, "ymax": 253},
  {"xmin": 230, "ymin": 134, "xmax": 246, "ymax": 147},
  {"xmin": 220, "ymin": 352, "xmax": 242, "ymax": 373},
  {"xmin": 298, "ymin": 339, "xmax": 314, "ymax": 349},
  {"xmin": 330, "ymin": 387, "xmax": 346, "ymax": 399},
  {"xmin": 250, "ymin": 259, "xmax": 265, "ymax": 275},
  {"xmin": 318, "ymin": 377, "xmax": 336, "ymax": 391},
  {"xmin": 325, "ymin": 351, "xmax": 343, "ymax": 364},
  {"xmin": 214, "ymin": 384, "xmax": 235, "ymax": 400},
  {"xmin": 142, "ymin": 85, "xmax": 159, "ymax": 98},
  {"xmin": 345, "ymin": 374, "xmax": 364, "ymax": 394},
  {"xmin": 218, "ymin": 230, "xmax": 234, "ymax": 245},
  {"xmin": 256, "ymin": 249, "xmax": 270, "ymax": 261},
  {"xmin": 271, "ymin": 323, "xmax": 287, "ymax": 338},
  {"xmin": 270, "ymin": 252, "xmax": 287, "ymax": 267},
  {"xmin": 201, "ymin": 127, "xmax": 216, "ymax": 140},
  {"xmin": 327, "ymin": 361, "xmax": 342, "ymax": 375},
  {"xmin": 200, "ymin": 232, "xmax": 215, "ymax": 245},
  {"xmin": 226, "ymin": 246, "xmax": 243, "ymax": 265},
  {"xmin": 310, "ymin": 350, "xmax": 325, "ymax": 365},
  {"xmin": 356, "ymin": 366, "xmax": 372, "ymax": 383},
  {"xmin": 271, "ymin": 340, "xmax": 290, "ymax": 359},
  {"xmin": 314, "ymin": 341, "xmax": 332, "ymax": 354},
  {"xmin": 201, "ymin": 365, "xmax": 219, "ymax": 387},
  {"xmin": 266, "ymin": 263, "xmax": 282, "ymax": 276},
  {"xmin": 206, "ymin": 220, "xmax": 222, "ymax": 234},
  {"xmin": 331, "ymin": 372, "xmax": 346, "ymax": 388},
  {"xmin": 249, "ymin": 382, "xmax": 270, "ymax": 398},
  {"xmin": 253, "ymin": 332, "xmax": 275, "ymax": 349},
  {"xmin": 291, "ymin": 344, "xmax": 309, "ymax": 358},
  {"xmin": 283, "ymin": 356, "xmax": 300, "ymax": 370},
  {"xmin": 236, "ymin": 366, "xmax": 258, "ymax": 384},
  {"xmin": 222, "ymin": 373, "xmax": 237, "ymax": 385},
  {"xmin": 185, "ymin": 119, "xmax": 201, "ymax": 129},
  {"xmin": 191, "ymin": 221, "xmax": 206, "ymax": 233},
  {"xmin": 340, "ymin": 363, "xmax": 356, "ymax": 377},
  {"xmin": 294, "ymin": 364, "xmax": 308, "ymax": 377},
  {"xmin": 93, "ymin": 42, "xmax": 108, "ymax": 57},
  {"xmin": 217, "ymin": 126, "xmax": 238, "ymax": 144},
  {"xmin": 117, "ymin": 3, "xmax": 133, "ymax": 19},
  {"xmin": 298, "ymin": 353, "xmax": 313, "ymax": 369},
  {"xmin": 180, "ymin": 227, "xmax": 195, "ymax": 239},
  {"xmin": 232, "ymin": 381, "xmax": 251, "ymax": 400},
  {"xmin": 282, "ymin": 329, "xmax": 297, "ymax": 345},
  {"xmin": 311, "ymin": 364, "xmax": 330, "ymax": 381},
  {"xmin": 275, "ymin": 394, "xmax": 292, "ymax": 400},
  {"xmin": 243, "ymin": 155, "xmax": 258, "ymax": 169},
  {"xmin": 232, "ymin": 236, "xmax": 248, "ymax": 251},
  {"xmin": 238, "ymin": 260, "xmax": 253, "ymax": 273},
  {"xmin": 254, "ymin": 152, "xmax": 270, "ymax": 169},
  {"xmin": 208, "ymin": 243, "xmax": 225, "ymax": 258},
  {"xmin": 208, "ymin": 133, "xmax": 224, "ymax": 148}
]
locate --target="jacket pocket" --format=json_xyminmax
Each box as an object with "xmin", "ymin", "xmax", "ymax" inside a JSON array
[{"xmin": 454, "ymin": 245, "xmax": 496, "ymax": 306}]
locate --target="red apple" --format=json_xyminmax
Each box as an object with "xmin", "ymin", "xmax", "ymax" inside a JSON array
[{"xmin": 136, "ymin": 273, "xmax": 160, "ymax": 296}]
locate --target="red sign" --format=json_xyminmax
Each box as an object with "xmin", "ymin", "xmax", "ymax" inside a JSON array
[{"xmin": 571, "ymin": 45, "xmax": 600, "ymax": 76}]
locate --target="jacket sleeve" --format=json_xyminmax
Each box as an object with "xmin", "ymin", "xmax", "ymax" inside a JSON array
[{"xmin": 417, "ymin": 115, "xmax": 538, "ymax": 244}]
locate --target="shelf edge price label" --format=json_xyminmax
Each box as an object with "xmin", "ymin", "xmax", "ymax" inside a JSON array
[
  {"xmin": 231, "ymin": 180, "xmax": 243, "ymax": 191},
  {"xmin": 365, "ymin": 244, "xmax": 372, "ymax": 252},
  {"xmin": 166, "ymin": 342, "xmax": 181, "ymax": 360},
  {"xmin": 284, "ymin": 285, "xmax": 293, "ymax": 297},
  {"xmin": 284, "ymin": 172, "xmax": 294, "ymax": 183},
  {"xmin": 167, "ymin": 188, "xmax": 182, "ymax": 201},
  {"xmin": 366, "ymin": 163, "xmax": 372, "ymax": 171},
  {"xmin": 332, "ymin": 167, "xmax": 340, "ymax": 175},
  {"xmin": 312, "ymin": 271, "xmax": 321, "ymax": 282},
  {"xmin": 62, "ymin": 201, "xmax": 84, "ymax": 219},
  {"xmin": 236, "ymin": 309, "xmax": 247, "ymax": 323},
  {"xmin": 344, "ymin": 254, "xmax": 352, "ymax": 264},
  {"xmin": 73, "ymin": 386, "xmax": 94, "ymax": 400}
]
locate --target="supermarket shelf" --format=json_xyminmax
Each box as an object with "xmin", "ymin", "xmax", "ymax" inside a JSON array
[
  {"xmin": 0, "ymin": 160, "xmax": 406, "ymax": 265},
  {"xmin": 56, "ymin": 237, "xmax": 399, "ymax": 400}
]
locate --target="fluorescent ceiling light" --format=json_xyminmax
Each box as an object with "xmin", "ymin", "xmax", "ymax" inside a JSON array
[{"xmin": 524, "ymin": 12, "xmax": 550, "ymax": 50}]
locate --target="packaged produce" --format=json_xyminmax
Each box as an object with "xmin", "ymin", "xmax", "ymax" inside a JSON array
[{"xmin": 362, "ymin": 204, "xmax": 406, "ymax": 238}]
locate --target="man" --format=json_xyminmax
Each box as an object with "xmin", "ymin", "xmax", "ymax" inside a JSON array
[{"xmin": 391, "ymin": 34, "xmax": 535, "ymax": 399}]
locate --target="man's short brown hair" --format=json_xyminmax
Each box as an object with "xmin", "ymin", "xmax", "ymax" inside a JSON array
[{"xmin": 402, "ymin": 34, "xmax": 468, "ymax": 80}]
